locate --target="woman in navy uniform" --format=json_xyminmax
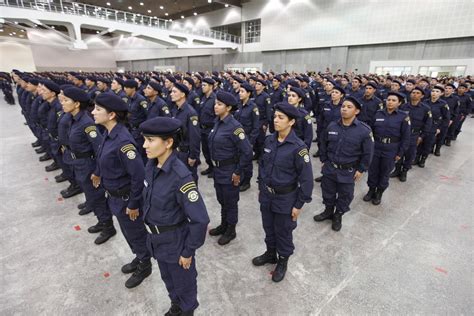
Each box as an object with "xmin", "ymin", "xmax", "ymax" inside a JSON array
[
  {"xmin": 207, "ymin": 91, "xmax": 253, "ymax": 245},
  {"xmin": 287, "ymin": 87, "xmax": 314, "ymax": 149},
  {"xmin": 253, "ymin": 102, "xmax": 314, "ymax": 282},
  {"xmin": 140, "ymin": 117, "xmax": 210, "ymax": 316},
  {"xmin": 61, "ymin": 87, "xmax": 115, "ymax": 244},
  {"xmin": 314, "ymin": 97, "xmax": 374, "ymax": 231},
  {"xmin": 363, "ymin": 91, "xmax": 411, "ymax": 205},
  {"xmin": 90, "ymin": 93, "xmax": 152, "ymax": 289}
]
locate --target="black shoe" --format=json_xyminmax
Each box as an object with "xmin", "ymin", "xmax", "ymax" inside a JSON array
[
  {"xmin": 413, "ymin": 154, "xmax": 421, "ymax": 165},
  {"xmin": 45, "ymin": 161, "xmax": 60, "ymax": 172},
  {"xmin": 252, "ymin": 249, "xmax": 277, "ymax": 266},
  {"xmin": 77, "ymin": 202, "xmax": 86, "ymax": 210},
  {"xmin": 39, "ymin": 153, "xmax": 52, "ymax": 162},
  {"xmin": 331, "ymin": 211, "xmax": 343, "ymax": 231},
  {"xmin": 312, "ymin": 137, "xmax": 318, "ymax": 143},
  {"xmin": 218, "ymin": 224, "xmax": 236, "ymax": 245},
  {"xmin": 122, "ymin": 257, "xmax": 141, "ymax": 274},
  {"xmin": 88, "ymin": 221, "xmax": 107, "ymax": 233},
  {"xmin": 434, "ymin": 145, "xmax": 441, "ymax": 156},
  {"xmin": 363, "ymin": 188, "xmax": 376, "ymax": 202},
  {"xmin": 35, "ymin": 146, "xmax": 46, "ymax": 154},
  {"xmin": 31, "ymin": 140, "xmax": 41, "ymax": 147},
  {"xmin": 314, "ymin": 176, "xmax": 323, "ymax": 183},
  {"xmin": 61, "ymin": 184, "xmax": 82, "ymax": 199},
  {"xmin": 209, "ymin": 223, "xmax": 227, "ymax": 236},
  {"xmin": 418, "ymin": 155, "xmax": 427, "ymax": 168},
  {"xmin": 55, "ymin": 173, "xmax": 68, "ymax": 183},
  {"xmin": 252, "ymin": 154, "xmax": 260, "ymax": 161},
  {"xmin": 78, "ymin": 207, "xmax": 93, "ymax": 216},
  {"xmin": 313, "ymin": 206, "xmax": 334, "ymax": 222},
  {"xmin": 165, "ymin": 301, "xmax": 182, "ymax": 316},
  {"xmin": 372, "ymin": 188, "xmax": 384, "ymax": 205},
  {"xmin": 313, "ymin": 150, "xmax": 320, "ymax": 158},
  {"xmin": 452, "ymin": 135, "xmax": 457, "ymax": 141},
  {"xmin": 445, "ymin": 139, "xmax": 451, "ymax": 147},
  {"xmin": 239, "ymin": 183, "xmax": 251, "ymax": 192},
  {"xmin": 389, "ymin": 164, "xmax": 402, "ymax": 178},
  {"xmin": 94, "ymin": 224, "xmax": 117, "ymax": 245},
  {"xmin": 272, "ymin": 256, "xmax": 289, "ymax": 282},
  {"xmin": 125, "ymin": 260, "xmax": 152, "ymax": 289},
  {"xmin": 200, "ymin": 167, "xmax": 213, "ymax": 175},
  {"xmin": 399, "ymin": 168, "xmax": 407, "ymax": 182}
]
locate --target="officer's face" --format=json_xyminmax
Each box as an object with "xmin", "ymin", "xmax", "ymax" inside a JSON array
[
  {"xmin": 391, "ymin": 83, "xmax": 400, "ymax": 91},
  {"xmin": 255, "ymin": 82, "xmax": 264, "ymax": 92},
  {"xmin": 341, "ymin": 101, "xmax": 360, "ymax": 119},
  {"xmin": 239, "ymin": 88, "xmax": 250, "ymax": 100},
  {"xmin": 143, "ymin": 136, "xmax": 171, "ymax": 159},
  {"xmin": 325, "ymin": 83, "xmax": 334, "ymax": 92},
  {"xmin": 170, "ymin": 87, "xmax": 185, "ymax": 102},
  {"xmin": 202, "ymin": 82, "xmax": 212, "ymax": 94},
  {"xmin": 60, "ymin": 95, "xmax": 79, "ymax": 113},
  {"xmin": 43, "ymin": 88, "xmax": 56, "ymax": 101},
  {"xmin": 445, "ymin": 86, "xmax": 454, "ymax": 95},
  {"xmin": 352, "ymin": 79, "xmax": 360, "ymax": 88},
  {"xmin": 232, "ymin": 81, "xmax": 240, "ymax": 90},
  {"xmin": 111, "ymin": 80, "xmax": 120, "ymax": 91},
  {"xmin": 365, "ymin": 86, "xmax": 375, "ymax": 96},
  {"xmin": 458, "ymin": 86, "xmax": 466, "ymax": 94},
  {"xmin": 92, "ymin": 104, "xmax": 112, "ymax": 125},
  {"xmin": 272, "ymin": 79, "xmax": 280, "ymax": 88},
  {"xmin": 144, "ymin": 85, "xmax": 157, "ymax": 98},
  {"xmin": 331, "ymin": 89, "xmax": 343, "ymax": 101},
  {"xmin": 386, "ymin": 95, "xmax": 401, "ymax": 111},
  {"xmin": 164, "ymin": 79, "xmax": 173, "ymax": 89},
  {"xmin": 419, "ymin": 81, "xmax": 428, "ymax": 89},
  {"xmin": 124, "ymin": 87, "xmax": 135, "ymax": 97},
  {"xmin": 410, "ymin": 90, "xmax": 423, "ymax": 101},
  {"xmin": 97, "ymin": 82, "xmax": 105, "ymax": 90},
  {"xmin": 214, "ymin": 100, "xmax": 230, "ymax": 117},
  {"xmin": 274, "ymin": 110, "xmax": 295, "ymax": 132},
  {"xmin": 406, "ymin": 82, "xmax": 414, "ymax": 90},
  {"xmin": 431, "ymin": 89, "xmax": 442, "ymax": 99},
  {"xmin": 287, "ymin": 91, "xmax": 301, "ymax": 106},
  {"xmin": 341, "ymin": 78, "xmax": 348, "ymax": 86}
]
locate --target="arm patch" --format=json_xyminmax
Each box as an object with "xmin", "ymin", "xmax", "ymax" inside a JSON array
[
  {"xmin": 120, "ymin": 144, "xmax": 136, "ymax": 153},
  {"xmin": 140, "ymin": 100, "xmax": 148, "ymax": 109},
  {"xmin": 180, "ymin": 181, "xmax": 197, "ymax": 194}
]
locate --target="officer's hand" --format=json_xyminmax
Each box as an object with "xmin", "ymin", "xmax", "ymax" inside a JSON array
[
  {"xmin": 416, "ymin": 137, "xmax": 423, "ymax": 146},
  {"xmin": 188, "ymin": 158, "xmax": 196, "ymax": 167},
  {"xmin": 449, "ymin": 120, "xmax": 453, "ymax": 126},
  {"xmin": 126, "ymin": 208, "xmax": 139, "ymax": 221},
  {"xmin": 262, "ymin": 124, "xmax": 268, "ymax": 133},
  {"xmin": 436, "ymin": 129, "xmax": 440, "ymax": 135},
  {"xmin": 291, "ymin": 207, "xmax": 301, "ymax": 221},
  {"xmin": 179, "ymin": 256, "xmax": 192, "ymax": 270},
  {"xmin": 353, "ymin": 171, "xmax": 363, "ymax": 182},
  {"xmin": 91, "ymin": 174, "xmax": 101, "ymax": 188},
  {"xmin": 231, "ymin": 173, "xmax": 241, "ymax": 186},
  {"xmin": 395, "ymin": 156, "xmax": 401, "ymax": 161}
]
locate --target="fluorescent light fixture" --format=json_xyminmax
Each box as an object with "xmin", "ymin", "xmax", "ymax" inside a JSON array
[
  {"xmin": 140, "ymin": 2, "xmax": 144, "ymax": 5},
  {"xmin": 165, "ymin": 13, "xmax": 169, "ymax": 16},
  {"xmin": 148, "ymin": 10, "xmax": 152, "ymax": 13},
  {"xmin": 106, "ymin": 2, "xmax": 111, "ymax": 6},
  {"xmin": 225, "ymin": 4, "xmax": 229, "ymax": 7},
  {"xmin": 160, "ymin": 6, "xmax": 164, "ymax": 9},
  {"xmin": 181, "ymin": 15, "xmax": 184, "ymax": 19},
  {"xmin": 208, "ymin": 0, "xmax": 212, "ymax": 3},
  {"xmin": 193, "ymin": 12, "xmax": 197, "ymax": 15},
  {"xmin": 51, "ymin": 26, "xmax": 55, "ymax": 29},
  {"xmin": 128, "ymin": 6, "xmax": 132, "ymax": 10}
]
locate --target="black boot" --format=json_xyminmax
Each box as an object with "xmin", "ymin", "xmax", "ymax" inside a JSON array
[
  {"xmin": 331, "ymin": 211, "xmax": 343, "ymax": 231},
  {"xmin": 77, "ymin": 202, "xmax": 86, "ymax": 210},
  {"xmin": 389, "ymin": 163, "xmax": 402, "ymax": 178},
  {"xmin": 35, "ymin": 146, "xmax": 46, "ymax": 154},
  {"xmin": 252, "ymin": 248, "xmax": 277, "ymax": 266},
  {"xmin": 55, "ymin": 173, "xmax": 68, "ymax": 183},
  {"xmin": 413, "ymin": 154, "xmax": 421, "ymax": 165},
  {"xmin": 78, "ymin": 207, "xmax": 93, "ymax": 216},
  {"xmin": 239, "ymin": 183, "xmax": 251, "ymax": 192},
  {"xmin": 445, "ymin": 139, "xmax": 451, "ymax": 147},
  {"xmin": 434, "ymin": 144, "xmax": 441, "ymax": 156},
  {"xmin": 209, "ymin": 212, "xmax": 227, "ymax": 236},
  {"xmin": 45, "ymin": 161, "xmax": 60, "ymax": 172},
  {"xmin": 39, "ymin": 153, "xmax": 52, "ymax": 162},
  {"xmin": 372, "ymin": 188, "xmax": 385, "ymax": 205},
  {"xmin": 200, "ymin": 167, "xmax": 213, "ymax": 175},
  {"xmin": 94, "ymin": 221, "xmax": 116, "ymax": 245},
  {"xmin": 88, "ymin": 221, "xmax": 107, "ymax": 234},
  {"xmin": 180, "ymin": 310, "xmax": 194, "ymax": 316},
  {"xmin": 314, "ymin": 175, "xmax": 323, "ymax": 183},
  {"xmin": 125, "ymin": 259, "xmax": 152, "ymax": 288},
  {"xmin": 418, "ymin": 155, "xmax": 427, "ymax": 168},
  {"xmin": 31, "ymin": 140, "xmax": 41, "ymax": 147},
  {"xmin": 165, "ymin": 301, "xmax": 182, "ymax": 316},
  {"xmin": 313, "ymin": 206, "xmax": 334, "ymax": 222},
  {"xmin": 122, "ymin": 257, "xmax": 141, "ymax": 274},
  {"xmin": 399, "ymin": 168, "xmax": 408, "ymax": 182},
  {"xmin": 313, "ymin": 150, "xmax": 320, "ymax": 158},
  {"xmin": 363, "ymin": 187, "xmax": 376, "ymax": 202},
  {"xmin": 61, "ymin": 184, "xmax": 82, "ymax": 198},
  {"xmin": 218, "ymin": 224, "xmax": 236, "ymax": 245},
  {"xmin": 272, "ymin": 256, "xmax": 289, "ymax": 282}
]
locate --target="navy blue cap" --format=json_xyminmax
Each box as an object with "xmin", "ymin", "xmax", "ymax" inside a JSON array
[
  {"xmin": 173, "ymin": 82, "xmax": 189, "ymax": 96},
  {"xmin": 249, "ymin": 76, "xmax": 258, "ymax": 81},
  {"xmin": 406, "ymin": 79, "xmax": 416, "ymax": 85},
  {"xmin": 366, "ymin": 82, "xmax": 378, "ymax": 89},
  {"xmin": 183, "ymin": 77, "xmax": 194, "ymax": 87},
  {"xmin": 123, "ymin": 79, "xmax": 138, "ymax": 89},
  {"xmin": 432, "ymin": 85, "xmax": 445, "ymax": 92},
  {"xmin": 392, "ymin": 79, "xmax": 402, "ymax": 86},
  {"xmin": 419, "ymin": 78, "xmax": 430, "ymax": 84},
  {"xmin": 95, "ymin": 92, "xmax": 128, "ymax": 112},
  {"xmin": 458, "ymin": 83, "xmax": 468, "ymax": 89},
  {"xmin": 193, "ymin": 74, "xmax": 202, "ymax": 81},
  {"xmin": 412, "ymin": 87, "xmax": 425, "ymax": 95},
  {"xmin": 139, "ymin": 117, "xmax": 182, "ymax": 137},
  {"xmin": 212, "ymin": 71, "xmax": 219, "ymax": 76},
  {"xmin": 326, "ymin": 78, "xmax": 337, "ymax": 86},
  {"xmin": 289, "ymin": 87, "xmax": 305, "ymax": 99},
  {"xmin": 216, "ymin": 91, "xmax": 237, "ymax": 107},
  {"xmin": 86, "ymin": 76, "xmax": 97, "ymax": 82},
  {"xmin": 97, "ymin": 77, "xmax": 110, "ymax": 84},
  {"xmin": 286, "ymin": 80, "xmax": 300, "ymax": 88},
  {"xmin": 63, "ymin": 87, "xmax": 90, "ymax": 103},
  {"xmin": 28, "ymin": 78, "xmax": 39, "ymax": 86},
  {"xmin": 343, "ymin": 96, "xmax": 361, "ymax": 109},
  {"xmin": 387, "ymin": 91, "xmax": 406, "ymax": 102},
  {"xmin": 114, "ymin": 77, "xmax": 125, "ymax": 86},
  {"xmin": 274, "ymin": 102, "xmax": 301, "ymax": 120},
  {"xmin": 75, "ymin": 75, "xmax": 85, "ymax": 81},
  {"xmin": 273, "ymin": 75, "xmax": 282, "ymax": 82},
  {"xmin": 446, "ymin": 83, "xmax": 456, "ymax": 89},
  {"xmin": 213, "ymin": 76, "xmax": 222, "ymax": 83},
  {"xmin": 148, "ymin": 81, "xmax": 162, "ymax": 93},
  {"xmin": 42, "ymin": 80, "xmax": 60, "ymax": 94},
  {"xmin": 232, "ymin": 76, "xmax": 243, "ymax": 84},
  {"xmin": 353, "ymin": 77, "xmax": 363, "ymax": 83},
  {"xmin": 241, "ymin": 82, "xmax": 254, "ymax": 93},
  {"xmin": 256, "ymin": 78, "xmax": 267, "ymax": 86},
  {"xmin": 60, "ymin": 84, "xmax": 74, "ymax": 91},
  {"xmin": 202, "ymin": 77, "xmax": 215, "ymax": 85},
  {"xmin": 333, "ymin": 85, "xmax": 346, "ymax": 95}
]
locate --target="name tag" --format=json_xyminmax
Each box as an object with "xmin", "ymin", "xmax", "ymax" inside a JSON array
[
  {"xmin": 328, "ymin": 131, "xmax": 338, "ymax": 135},
  {"xmin": 376, "ymin": 118, "xmax": 385, "ymax": 121},
  {"xmin": 324, "ymin": 108, "xmax": 331, "ymax": 111},
  {"xmin": 144, "ymin": 180, "xmax": 148, "ymax": 187},
  {"xmin": 264, "ymin": 148, "xmax": 271, "ymax": 153}
]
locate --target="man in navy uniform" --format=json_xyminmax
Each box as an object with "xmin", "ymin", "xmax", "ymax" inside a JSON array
[
  {"xmin": 357, "ymin": 82, "xmax": 384, "ymax": 128},
  {"xmin": 199, "ymin": 78, "xmax": 217, "ymax": 177},
  {"xmin": 443, "ymin": 83, "xmax": 460, "ymax": 147}
]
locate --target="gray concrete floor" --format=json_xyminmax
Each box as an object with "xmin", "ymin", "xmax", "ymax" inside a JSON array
[{"xmin": 1, "ymin": 97, "xmax": 473, "ymax": 315}]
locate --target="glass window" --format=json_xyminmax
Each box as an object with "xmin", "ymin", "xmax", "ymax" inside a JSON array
[{"xmin": 245, "ymin": 19, "xmax": 261, "ymax": 43}]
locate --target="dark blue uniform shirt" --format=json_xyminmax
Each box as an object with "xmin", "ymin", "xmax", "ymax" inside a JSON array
[{"xmin": 234, "ymin": 99, "xmax": 260, "ymax": 145}]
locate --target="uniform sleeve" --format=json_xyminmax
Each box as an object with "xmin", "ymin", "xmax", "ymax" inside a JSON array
[
  {"xmin": 304, "ymin": 93, "xmax": 313, "ymax": 113},
  {"xmin": 231, "ymin": 127, "xmax": 253, "ymax": 176},
  {"xmin": 441, "ymin": 103, "xmax": 450, "ymax": 125},
  {"xmin": 118, "ymin": 143, "xmax": 145, "ymax": 210},
  {"xmin": 397, "ymin": 115, "xmax": 411, "ymax": 157},
  {"xmin": 265, "ymin": 96, "xmax": 273, "ymax": 125},
  {"xmin": 250, "ymin": 106, "xmax": 260, "ymax": 145},
  {"xmin": 161, "ymin": 104, "xmax": 172, "ymax": 117},
  {"xmin": 84, "ymin": 125, "xmax": 103, "ymax": 155},
  {"xmin": 177, "ymin": 178, "xmax": 210, "ymax": 258},
  {"xmin": 319, "ymin": 127, "xmax": 329, "ymax": 163},
  {"xmin": 421, "ymin": 109, "xmax": 433, "ymax": 137},
  {"xmin": 294, "ymin": 147, "xmax": 314, "ymax": 209},
  {"xmin": 303, "ymin": 114, "xmax": 314, "ymax": 149},
  {"xmin": 188, "ymin": 115, "xmax": 201, "ymax": 160},
  {"xmin": 358, "ymin": 130, "xmax": 374, "ymax": 173},
  {"xmin": 139, "ymin": 99, "xmax": 149, "ymax": 117}
]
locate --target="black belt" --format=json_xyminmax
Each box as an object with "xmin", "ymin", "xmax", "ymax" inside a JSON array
[
  {"xmin": 48, "ymin": 133, "xmax": 59, "ymax": 141},
  {"xmin": 201, "ymin": 123, "xmax": 213, "ymax": 129},
  {"xmin": 265, "ymin": 183, "xmax": 298, "ymax": 195},
  {"xmin": 105, "ymin": 186, "xmax": 131, "ymax": 200},
  {"xmin": 331, "ymin": 161, "xmax": 358, "ymax": 170},
  {"xmin": 177, "ymin": 146, "xmax": 190, "ymax": 153},
  {"xmin": 212, "ymin": 157, "xmax": 238, "ymax": 168},
  {"xmin": 145, "ymin": 220, "xmax": 187, "ymax": 235},
  {"xmin": 411, "ymin": 127, "xmax": 422, "ymax": 134},
  {"xmin": 71, "ymin": 151, "xmax": 94, "ymax": 159},
  {"xmin": 375, "ymin": 136, "xmax": 400, "ymax": 144}
]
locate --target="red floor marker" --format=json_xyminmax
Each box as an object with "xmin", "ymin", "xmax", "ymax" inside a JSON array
[
  {"xmin": 74, "ymin": 225, "xmax": 81, "ymax": 231},
  {"xmin": 44, "ymin": 177, "xmax": 49, "ymax": 181},
  {"xmin": 460, "ymin": 224, "xmax": 469, "ymax": 229},
  {"xmin": 103, "ymin": 272, "xmax": 110, "ymax": 278},
  {"xmin": 57, "ymin": 197, "xmax": 64, "ymax": 202},
  {"xmin": 435, "ymin": 267, "xmax": 448, "ymax": 275}
]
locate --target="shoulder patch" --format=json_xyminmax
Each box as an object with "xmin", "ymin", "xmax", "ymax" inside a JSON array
[
  {"xmin": 444, "ymin": 104, "xmax": 449, "ymax": 109},
  {"xmin": 85, "ymin": 126, "xmax": 97, "ymax": 138},
  {"xmin": 194, "ymin": 97, "xmax": 200, "ymax": 104},
  {"xmin": 428, "ymin": 111, "xmax": 432, "ymax": 118},
  {"xmin": 234, "ymin": 127, "xmax": 246, "ymax": 140},
  {"xmin": 120, "ymin": 144, "xmax": 136, "ymax": 153},
  {"xmin": 163, "ymin": 106, "xmax": 170, "ymax": 114},
  {"xmin": 266, "ymin": 97, "xmax": 271, "ymax": 104},
  {"xmin": 298, "ymin": 148, "xmax": 310, "ymax": 163},
  {"xmin": 122, "ymin": 97, "xmax": 128, "ymax": 103},
  {"xmin": 140, "ymin": 100, "xmax": 148, "ymax": 109},
  {"xmin": 190, "ymin": 115, "xmax": 199, "ymax": 126},
  {"xmin": 180, "ymin": 181, "xmax": 197, "ymax": 194},
  {"xmin": 369, "ymin": 131, "xmax": 374, "ymax": 142}
]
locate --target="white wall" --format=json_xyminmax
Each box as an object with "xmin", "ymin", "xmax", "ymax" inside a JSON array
[
  {"xmin": 0, "ymin": 40, "xmax": 36, "ymax": 72},
  {"xmin": 369, "ymin": 58, "xmax": 474, "ymax": 76}
]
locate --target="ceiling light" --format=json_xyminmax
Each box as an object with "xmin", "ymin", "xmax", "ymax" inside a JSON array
[
  {"xmin": 9, "ymin": 33, "xmax": 13, "ymax": 36},
  {"xmin": 208, "ymin": 0, "xmax": 212, "ymax": 3},
  {"xmin": 225, "ymin": 4, "xmax": 229, "ymax": 7},
  {"xmin": 51, "ymin": 26, "xmax": 55, "ymax": 29},
  {"xmin": 169, "ymin": 19, "xmax": 173, "ymax": 22},
  {"xmin": 96, "ymin": 30, "xmax": 100, "ymax": 34},
  {"xmin": 106, "ymin": 2, "xmax": 110, "ymax": 6},
  {"xmin": 159, "ymin": 6, "xmax": 164, "ymax": 9},
  {"xmin": 12, "ymin": 32, "xmax": 16, "ymax": 35},
  {"xmin": 14, "ymin": 21, "xmax": 19, "ymax": 24},
  {"xmin": 20, "ymin": 29, "xmax": 25, "ymax": 32},
  {"xmin": 147, "ymin": 10, "xmax": 151, "ymax": 13},
  {"xmin": 181, "ymin": 15, "xmax": 184, "ymax": 19},
  {"xmin": 165, "ymin": 13, "xmax": 169, "ymax": 16},
  {"xmin": 128, "ymin": 6, "xmax": 132, "ymax": 10},
  {"xmin": 140, "ymin": 2, "xmax": 144, "ymax": 5},
  {"xmin": 0, "ymin": 29, "xmax": 3, "ymax": 32},
  {"xmin": 193, "ymin": 12, "xmax": 197, "ymax": 16},
  {"xmin": 19, "ymin": 34, "xmax": 24, "ymax": 37}
]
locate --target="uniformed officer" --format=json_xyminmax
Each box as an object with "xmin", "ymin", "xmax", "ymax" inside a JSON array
[
  {"xmin": 443, "ymin": 83, "xmax": 460, "ymax": 147},
  {"xmin": 43, "ymin": 80, "xmax": 64, "ymax": 173},
  {"xmin": 96, "ymin": 77, "xmax": 110, "ymax": 94},
  {"xmin": 363, "ymin": 91, "xmax": 410, "ymax": 205},
  {"xmin": 314, "ymin": 97, "xmax": 374, "ymax": 231},
  {"xmin": 346, "ymin": 77, "xmax": 364, "ymax": 100},
  {"xmin": 111, "ymin": 77, "xmax": 128, "ymax": 101},
  {"xmin": 286, "ymin": 87, "xmax": 313, "ymax": 149},
  {"xmin": 391, "ymin": 87, "xmax": 432, "ymax": 181},
  {"xmin": 90, "ymin": 93, "xmax": 152, "ymax": 288},
  {"xmin": 253, "ymin": 102, "xmax": 313, "ymax": 282},
  {"xmin": 123, "ymin": 79, "xmax": 148, "ymax": 161},
  {"xmin": 183, "ymin": 77, "xmax": 200, "ymax": 111},
  {"xmin": 358, "ymin": 82, "xmax": 384, "ymax": 127},
  {"xmin": 85, "ymin": 76, "xmax": 98, "ymax": 101},
  {"xmin": 143, "ymin": 81, "xmax": 171, "ymax": 120},
  {"xmin": 198, "ymin": 78, "xmax": 217, "ymax": 178},
  {"xmin": 234, "ymin": 82, "xmax": 260, "ymax": 192},
  {"xmin": 454, "ymin": 83, "xmax": 472, "ymax": 139},
  {"xmin": 207, "ymin": 91, "xmax": 253, "ymax": 245},
  {"xmin": 253, "ymin": 79, "xmax": 273, "ymax": 160},
  {"xmin": 61, "ymin": 87, "xmax": 116, "ymax": 244},
  {"xmin": 140, "ymin": 117, "xmax": 210, "ymax": 316},
  {"xmin": 170, "ymin": 83, "xmax": 201, "ymax": 182},
  {"xmin": 314, "ymin": 79, "xmax": 337, "ymax": 157}
]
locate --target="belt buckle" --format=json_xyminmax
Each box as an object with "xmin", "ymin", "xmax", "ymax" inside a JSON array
[
  {"xmin": 71, "ymin": 152, "xmax": 76, "ymax": 159},
  {"xmin": 212, "ymin": 160, "xmax": 219, "ymax": 167},
  {"xmin": 382, "ymin": 138, "xmax": 389, "ymax": 144},
  {"xmin": 266, "ymin": 186, "xmax": 275, "ymax": 194},
  {"xmin": 331, "ymin": 162, "xmax": 338, "ymax": 169},
  {"xmin": 122, "ymin": 194, "xmax": 129, "ymax": 202},
  {"xmin": 145, "ymin": 224, "xmax": 152, "ymax": 234}
]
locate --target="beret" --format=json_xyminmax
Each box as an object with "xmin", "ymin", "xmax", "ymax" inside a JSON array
[
  {"xmin": 165, "ymin": 75, "xmax": 176, "ymax": 83},
  {"xmin": 95, "ymin": 92, "xmax": 128, "ymax": 112},
  {"xmin": 60, "ymin": 84, "xmax": 74, "ymax": 91},
  {"xmin": 333, "ymin": 85, "xmax": 346, "ymax": 95},
  {"xmin": 412, "ymin": 87, "xmax": 425, "ymax": 95},
  {"xmin": 273, "ymin": 75, "xmax": 282, "ymax": 82},
  {"xmin": 445, "ymin": 83, "xmax": 456, "ymax": 89},
  {"xmin": 249, "ymin": 76, "xmax": 258, "ymax": 81},
  {"xmin": 174, "ymin": 75, "xmax": 182, "ymax": 82},
  {"xmin": 432, "ymin": 85, "xmax": 445, "ymax": 92},
  {"xmin": 42, "ymin": 80, "xmax": 60, "ymax": 94},
  {"xmin": 151, "ymin": 75, "xmax": 161, "ymax": 82},
  {"xmin": 63, "ymin": 87, "xmax": 90, "ymax": 103},
  {"xmin": 193, "ymin": 74, "xmax": 202, "ymax": 81},
  {"xmin": 406, "ymin": 79, "xmax": 416, "ymax": 85},
  {"xmin": 75, "ymin": 75, "xmax": 85, "ymax": 81},
  {"xmin": 96, "ymin": 77, "xmax": 110, "ymax": 84},
  {"xmin": 256, "ymin": 78, "xmax": 267, "ymax": 86},
  {"xmin": 241, "ymin": 82, "xmax": 254, "ymax": 93},
  {"xmin": 213, "ymin": 76, "xmax": 222, "ymax": 83},
  {"xmin": 114, "ymin": 77, "xmax": 125, "ymax": 86},
  {"xmin": 216, "ymin": 91, "xmax": 237, "ymax": 107},
  {"xmin": 295, "ymin": 76, "xmax": 304, "ymax": 82},
  {"xmin": 325, "ymin": 78, "xmax": 337, "ymax": 87},
  {"xmin": 183, "ymin": 77, "xmax": 194, "ymax": 87},
  {"xmin": 419, "ymin": 78, "xmax": 430, "ymax": 84},
  {"xmin": 198, "ymin": 72, "xmax": 205, "ymax": 77},
  {"xmin": 353, "ymin": 77, "xmax": 363, "ymax": 83},
  {"xmin": 139, "ymin": 117, "xmax": 182, "ymax": 137},
  {"xmin": 289, "ymin": 87, "xmax": 305, "ymax": 99},
  {"xmin": 366, "ymin": 82, "xmax": 378, "ymax": 89},
  {"xmin": 343, "ymin": 96, "xmax": 361, "ymax": 109},
  {"xmin": 387, "ymin": 91, "xmax": 406, "ymax": 102},
  {"xmin": 301, "ymin": 76, "xmax": 310, "ymax": 83},
  {"xmin": 148, "ymin": 81, "xmax": 162, "ymax": 93},
  {"xmin": 458, "ymin": 83, "xmax": 468, "ymax": 89},
  {"xmin": 123, "ymin": 79, "xmax": 138, "ymax": 89},
  {"xmin": 135, "ymin": 76, "xmax": 144, "ymax": 82},
  {"xmin": 212, "ymin": 71, "xmax": 219, "ymax": 76},
  {"xmin": 274, "ymin": 102, "xmax": 300, "ymax": 120},
  {"xmin": 28, "ymin": 78, "xmax": 39, "ymax": 86},
  {"xmin": 202, "ymin": 78, "xmax": 216, "ymax": 85},
  {"xmin": 286, "ymin": 80, "xmax": 300, "ymax": 88},
  {"xmin": 86, "ymin": 76, "xmax": 97, "ymax": 82},
  {"xmin": 173, "ymin": 82, "xmax": 189, "ymax": 96},
  {"xmin": 232, "ymin": 76, "xmax": 243, "ymax": 84},
  {"xmin": 392, "ymin": 79, "xmax": 402, "ymax": 86}
]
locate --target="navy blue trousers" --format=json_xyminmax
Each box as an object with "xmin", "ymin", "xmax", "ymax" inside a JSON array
[
  {"xmin": 401, "ymin": 136, "xmax": 418, "ymax": 169},
  {"xmin": 214, "ymin": 183, "xmax": 239, "ymax": 225},
  {"xmin": 201, "ymin": 130, "xmax": 213, "ymax": 169},
  {"xmin": 321, "ymin": 175, "xmax": 355, "ymax": 213},
  {"xmin": 367, "ymin": 154, "xmax": 396, "ymax": 190}
]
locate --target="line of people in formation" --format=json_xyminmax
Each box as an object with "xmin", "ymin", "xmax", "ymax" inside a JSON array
[{"xmin": 7, "ymin": 68, "xmax": 473, "ymax": 316}]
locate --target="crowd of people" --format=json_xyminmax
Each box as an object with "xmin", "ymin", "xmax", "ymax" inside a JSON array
[{"xmin": 2, "ymin": 68, "xmax": 472, "ymax": 316}]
